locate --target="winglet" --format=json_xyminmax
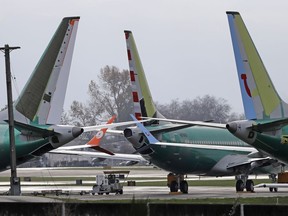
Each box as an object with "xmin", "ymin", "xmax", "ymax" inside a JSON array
[
  {"xmin": 87, "ymin": 115, "xmax": 116, "ymax": 155},
  {"xmin": 130, "ymin": 114, "xmax": 159, "ymax": 144}
]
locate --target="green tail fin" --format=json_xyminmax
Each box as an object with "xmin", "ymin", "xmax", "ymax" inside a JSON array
[{"xmin": 15, "ymin": 17, "xmax": 80, "ymax": 124}]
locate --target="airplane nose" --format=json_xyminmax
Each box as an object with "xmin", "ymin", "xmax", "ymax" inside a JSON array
[
  {"xmin": 72, "ymin": 127, "xmax": 84, "ymax": 138},
  {"xmin": 226, "ymin": 122, "xmax": 237, "ymax": 134}
]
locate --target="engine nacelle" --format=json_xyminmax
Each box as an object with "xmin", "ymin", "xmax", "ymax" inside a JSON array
[
  {"xmin": 226, "ymin": 120, "xmax": 257, "ymax": 144},
  {"xmin": 123, "ymin": 127, "xmax": 145, "ymax": 149},
  {"xmin": 48, "ymin": 125, "xmax": 83, "ymax": 148}
]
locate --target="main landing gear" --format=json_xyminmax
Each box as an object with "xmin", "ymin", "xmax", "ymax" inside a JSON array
[
  {"xmin": 268, "ymin": 174, "xmax": 278, "ymax": 192},
  {"xmin": 235, "ymin": 175, "xmax": 254, "ymax": 192},
  {"xmin": 167, "ymin": 173, "xmax": 188, "ymax": 193}
]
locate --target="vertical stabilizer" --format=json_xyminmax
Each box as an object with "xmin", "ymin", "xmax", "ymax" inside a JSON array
[
  {"xmin": 227, "ymin": 12, "xmax": 288, "ymax": 120},
  {"xmin": 124, "ymin": 30, "xmax": 163, "ymax": 120},
  {"xmin": 15, "ymin": 17, "xmax": 80, "ymax": 125}
]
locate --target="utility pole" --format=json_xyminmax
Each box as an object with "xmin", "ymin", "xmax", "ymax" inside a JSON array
[{"xmin": 0, "ymin": 44, "xmax": 21, "ymax": 195}]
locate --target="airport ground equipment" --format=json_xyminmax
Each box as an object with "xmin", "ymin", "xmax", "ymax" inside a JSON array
[
  {"xmin": 255, "ymin": 172, "xmax": 288, "ymax": 192},
  {"xmin": 91, "ymin": 171, "xmax": 130, "ymax": 195}
]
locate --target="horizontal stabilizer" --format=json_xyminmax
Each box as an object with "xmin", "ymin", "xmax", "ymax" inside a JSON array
[
  {"xmin": 87, "ymin": 135, "xmax": 114, "ymax": 155},
  {"xmin": 5, "ymin": 120, "xmax": 56, "ymax": 137},
  {"xmin": 82, "ymin": 119, "xmax": 149, "ymax": 132},
  {"xmin": 142, "ymin": 117, "xmax": 226, "ymax": 129},
  {"xmin": 248, "ymin": 118, "xmax": 288, "ymax": 132}
]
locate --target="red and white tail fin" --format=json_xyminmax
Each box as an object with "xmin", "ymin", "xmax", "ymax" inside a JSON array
[
  {"xmin": 87, "ymin": 115, "xmax": 116, "ymax": 155},
  {"xmin": 124, "ymin": 30, "xmax": 165, "ymax": 123}
]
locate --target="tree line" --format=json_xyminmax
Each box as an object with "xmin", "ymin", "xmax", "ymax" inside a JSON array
[{"xmin": 63, "ymin": 65, "xmax": 244, "ymax": 126}]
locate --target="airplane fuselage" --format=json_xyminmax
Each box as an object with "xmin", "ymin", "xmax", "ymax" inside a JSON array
[
  {"xmin": 249, "ymin": 133, "xmax": 288, "ymax": 164},
  {"xmin": 0, "ymin": 123, "xmax": 83, "ymax": 172},
  {"xmin": 0, "ymin": 124, "xmax": 50, "ymax": 171},
  {"xmin": 126, "ymin": 124, "xmax": 280, "ymax": 176},
  {"xmin": 227, "ymin": 119, "xmax": 288, "ymax": 165}
]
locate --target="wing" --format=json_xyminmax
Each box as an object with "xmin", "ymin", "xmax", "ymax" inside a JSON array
[
  {"xmin": 226, "ymin": 157, "xmax": 275, "ymax": 170},
  {"xmin": 142, "ymin": 117, "xmax": 226, "ymax": 130},
  {"xmin": 49, "ymin": 149, "xmax": 146, "ymax": 162},
  {"xmin": 248, "ymin": 118, "xmax": 288, "ymax": 132},
  {"xmin": 82, "ymin": 119, "xmax": 149, "ymax": 132}
]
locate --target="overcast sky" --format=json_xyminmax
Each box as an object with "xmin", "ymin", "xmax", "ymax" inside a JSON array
[{"xmin": 1, "ymin": 0, "xmax": 288, "ymax": 115}]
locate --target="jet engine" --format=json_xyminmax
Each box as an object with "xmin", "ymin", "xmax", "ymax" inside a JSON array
[{"xmin": 124, "ymin": 126, "xmax": 153, "ymax": 155}]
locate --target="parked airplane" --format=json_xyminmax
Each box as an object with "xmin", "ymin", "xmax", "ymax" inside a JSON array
[
  {"xmin": 0, "ymin": 17, "xmax": 84, "ymax": 172},
  {"xmin": 122, "ymin": 30, "xmax": 282, "ymax": 193},
  {"xmin": 0, "ymin": 17, "xmax": 137, "ymax": 172},
  {"xmin": 225, "ymin": 12, "xmax": 288, "ymax": 172}
]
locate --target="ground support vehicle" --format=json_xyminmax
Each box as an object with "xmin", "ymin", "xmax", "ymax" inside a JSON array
[{"xmin": 91, "ymin": 171, "xmax": 129, "ymax": 195}]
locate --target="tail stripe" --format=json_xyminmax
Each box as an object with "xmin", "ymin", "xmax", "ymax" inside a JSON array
[
  {"xmin": 130, "ymin": 71, "xmax": 135, "ymax": 81},
  {"xmin": 126, "ymin": 34, "xmax": 142, "ymax": 120},
  {"xmin": 124, "ymin": 30, "xmax": 161, "ymax": 120},
  {"xmin": 127, "ymin": 50, "xmax": 132, "ymax": 60},
  {"xmin": 132, "ymin": 92, "xmax": 139, "ymax": 102}
]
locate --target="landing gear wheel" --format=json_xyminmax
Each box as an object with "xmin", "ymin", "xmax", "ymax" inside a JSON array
[
  {"xmin": 246, "ymin": 180, "xmax": 254, "ymax": 192},
  {"xmin": 180, "ymin": 180, "xmax": 188, "ymax": 194},
  {"xmin": 269, "ymin": 187, "xmax": 278, "ymax": 192},
  {"xmin": 170, "ymin": 181, "xmax": 178, "ymax": 192},
  {"xmin": 236, "ymin": 179, "xmax": 244, "ymax": 192}
]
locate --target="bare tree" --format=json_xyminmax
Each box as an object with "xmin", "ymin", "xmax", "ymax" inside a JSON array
[
  {"xmin": 155, "ymin": 99, "xmax": 182, "ymax": 119},
  {"xmin": 68, "ymin": 65, "xmax": 133, "ymax": 125},
  {"xmin": 157, "ymin": 95, "xmax": 237, "ymax": 123},
  {"xmin": 69, "ymin": 100, "xmax": 104, "ymax": 126},
  {"xmin": 189, "ymin": 95, "xmax": 231, "ymax": 122},
  {"xmin": 97, "ymin": 65, "xmax": 133, "ymax": 122},
  {"xmin": 60, "ymin": 110, "xmax": 71, "ymax": 125}
]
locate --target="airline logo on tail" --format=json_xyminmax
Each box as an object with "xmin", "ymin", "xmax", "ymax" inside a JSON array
[
  {"xmin": 87, "ymin": 115, "xmax": 116, "ymax": 155},
  {"xmin": 240, "ymin": 74, "xmax": 251, "ymax": 97}
]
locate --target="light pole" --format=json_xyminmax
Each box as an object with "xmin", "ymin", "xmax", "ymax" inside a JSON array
[{"xmin": 0, "ymin": 44, "xmax": 21, "ymax": 195}]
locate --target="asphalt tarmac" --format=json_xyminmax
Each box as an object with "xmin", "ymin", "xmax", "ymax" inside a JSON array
[{"xmin": 0, "ymin": 167, "xmax": 287, "ymax": 202}]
